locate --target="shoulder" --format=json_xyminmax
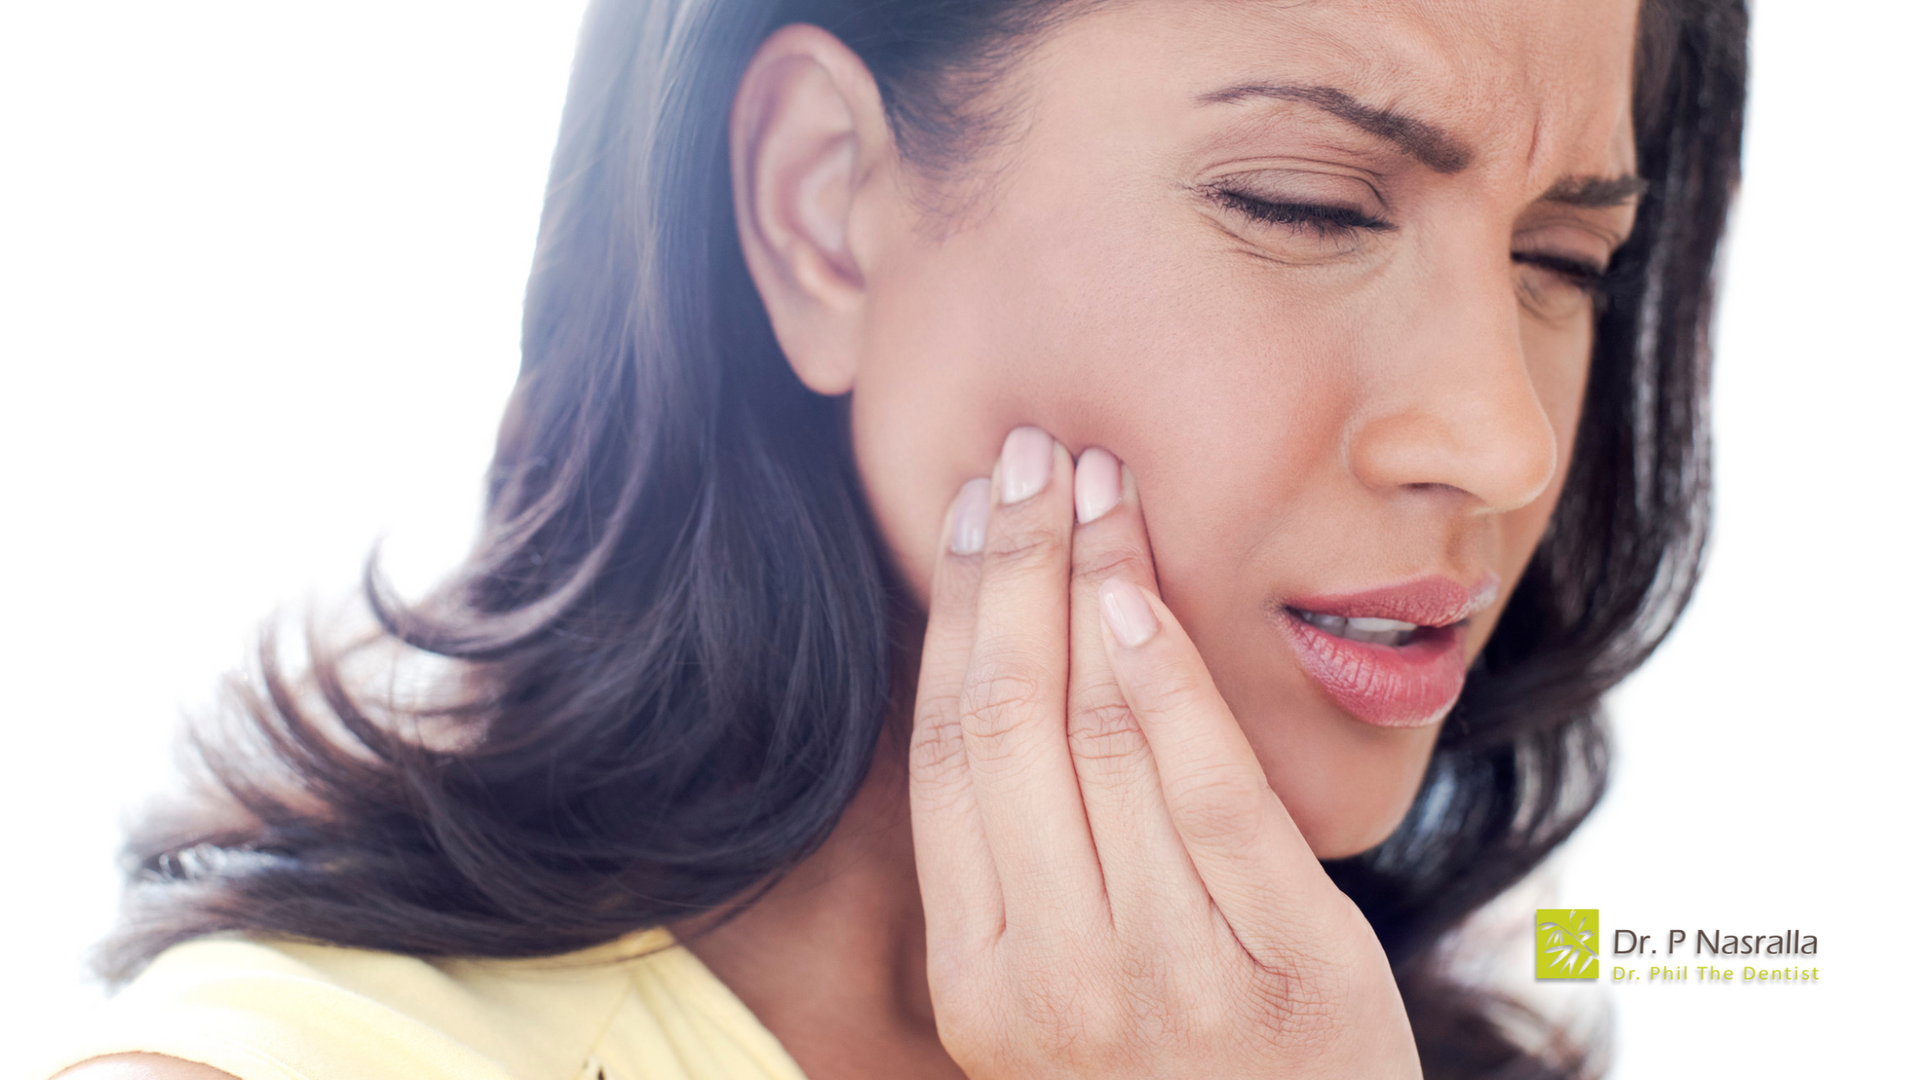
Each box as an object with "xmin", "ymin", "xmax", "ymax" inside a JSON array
[
  {"xmin": 39, "ymin": 929, "xmax": 804, "ymax": 1080},
  {"xmin": 54, "ymin": 1054, "xmax": 236, "ymax": 1080},
  {"xmin": 40, "ymin": 936, "xmax": 631, "ymax": 1080}
]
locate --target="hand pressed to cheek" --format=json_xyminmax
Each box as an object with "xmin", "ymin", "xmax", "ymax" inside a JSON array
[{"xmin": 908, "ymin": 431, "xmax": 1420, "ymax": 1079}]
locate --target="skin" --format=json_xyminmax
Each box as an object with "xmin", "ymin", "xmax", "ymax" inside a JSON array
[
  {"xmin": 61, "ymin": 0, "xmax": 1643, "ymax": 1076},
  {"xmin": 741, "ymin": 0, "xmax": 1639, "ymax": 853},
  {"xmin": 708, "ymin": 0, "xmax": 1640, "ymax": 1076}
]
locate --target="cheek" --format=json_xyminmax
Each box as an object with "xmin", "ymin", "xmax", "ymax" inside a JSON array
[
  {"xmin": 841, "ymin": 187, "xmax": 1596, "ymax": 859},
  {"xmin": 847, "ymin": 192, "xmax": 1354, "ymax": 607}
]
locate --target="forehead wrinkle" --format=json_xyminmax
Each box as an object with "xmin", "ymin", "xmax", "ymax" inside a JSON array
[
  {"xmin": 1121, "ymin": 0, "xmax": 1639, "ymax": 197},
  {"xmin": 1177, "ymin": 5, "xmax": 1597, "ymax": 183},
  {"xmin": 1196, "ymin": 82, "xmax": 1473, "ymax": 174}
]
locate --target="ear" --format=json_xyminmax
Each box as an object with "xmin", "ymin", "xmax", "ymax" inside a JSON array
[{"xmin": 730, "ymin": 24, "xmax": 893, "ymax": 397}]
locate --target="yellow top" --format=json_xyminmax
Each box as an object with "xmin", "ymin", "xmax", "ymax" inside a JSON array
[{"xmin": 36, "ymin": 929, "xmax": 808, "ymax": 1080}]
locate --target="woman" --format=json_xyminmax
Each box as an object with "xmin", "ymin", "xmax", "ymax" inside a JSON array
[{"xmin": 47, "ymin": 0, "xmax": 1746, "ymax": 1077}]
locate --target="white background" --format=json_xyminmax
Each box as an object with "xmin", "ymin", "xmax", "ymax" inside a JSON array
[{"xmin": 1, "ymin": 1, "xmax": 1912, "ymax": 1075}]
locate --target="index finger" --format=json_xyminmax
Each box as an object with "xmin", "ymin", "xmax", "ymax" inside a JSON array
[{"xmin": 907, "ymin": 477, "xmax": 1003, "ymax": 947}]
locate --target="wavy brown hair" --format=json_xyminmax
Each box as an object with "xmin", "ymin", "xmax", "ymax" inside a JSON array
[{"xmin": 98, "ymin": 2, "xmax": 1746, "ymax": 1077}]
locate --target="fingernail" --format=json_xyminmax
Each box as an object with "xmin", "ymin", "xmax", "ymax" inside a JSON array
[
  {"xmin": 949, "ymin": 478, "xmax": 991, "ymax": 555},
  {"xmin": 1074, "ymin": 447, "xmax": 1121, "ymax": 524},
  {"xmin": 998, "ymin": 426, "xmax": 1053, "ymax": 505},
  {"xmin": 1099, "ymin": 577, "xmax": 1159, "ymax": 648}
]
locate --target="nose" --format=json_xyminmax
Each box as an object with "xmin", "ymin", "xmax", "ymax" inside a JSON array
[{"xmin": 1346, "ymin": 254, "xmax": 1561, "ymax": 514}]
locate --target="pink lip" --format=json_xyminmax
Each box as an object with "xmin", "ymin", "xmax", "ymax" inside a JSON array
[{"xmin": 1272, "ymin": 574, "xmax": 1498, "ymax": 729}]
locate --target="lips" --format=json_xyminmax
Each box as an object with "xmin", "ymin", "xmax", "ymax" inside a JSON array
[{"xmin": 1273, "ymin": 575, "xmax": 1498, "ymax": 728}]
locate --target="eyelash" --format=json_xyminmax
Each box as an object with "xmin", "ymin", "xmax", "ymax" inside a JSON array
[
  {"xmin": 1206, "ymin": 188, "xmax": 1392, "ymax": 237},
  {"xmin": 1510, "ymin": 251, "xmax": 1610, "ymax": 297},
  {"xmin": 1209, "ymin": 188, "xmax": 1614, "ymax": 298}
]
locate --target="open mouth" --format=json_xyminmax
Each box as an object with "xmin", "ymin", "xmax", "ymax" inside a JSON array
[
  {"xmin": 1282, "ymin": 608, "xmax": 1455, "ymax": 648},
  {"xmin": 1270, "ymin": 575, "xmax": 1498, "ymax": 728}
]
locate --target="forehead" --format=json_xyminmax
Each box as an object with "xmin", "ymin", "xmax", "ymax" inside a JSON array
[{"xmin": 1025, "ymin": 0, "xmax": 1642, "ymax": 184}]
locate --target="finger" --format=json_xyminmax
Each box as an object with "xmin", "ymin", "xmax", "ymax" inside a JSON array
[
  {"xmin": 907, "ymin": 477, "xmax": 1004, "ymax": 946},
  {"xmin": 1064, "ymin": 451, "xmax": 1210, "ymax": 931},
  {"xmin": 1096, "ymin": 577, "xmax": 1330, "ymax": 958},
  {"xmin": 957, "ymin": 426, "xmax": 1105, "ymax": 927}
]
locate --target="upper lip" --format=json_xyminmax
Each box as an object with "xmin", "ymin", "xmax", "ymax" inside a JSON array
[{"xmin": 1281, "ymin": 573, "xmax": 1500, "ymax": 629}]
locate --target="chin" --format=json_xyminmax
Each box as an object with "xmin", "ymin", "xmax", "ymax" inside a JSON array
[
  {"xmin": 1253, "ymin": 718, "xmax": 1438, "ymax": 862},
  {"xmin": 1299, "ymin": 796, "xmax": 1420, "ymax": 861}
]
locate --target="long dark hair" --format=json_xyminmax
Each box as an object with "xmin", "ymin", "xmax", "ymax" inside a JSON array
[{"xmin": 99, "ymin": 1, "xmax": 1747, "ymax": 1077}]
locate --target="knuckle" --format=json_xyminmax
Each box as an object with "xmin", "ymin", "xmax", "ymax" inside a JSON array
[
  {"xmin": 957, "ymin": 658, "xmax": 1046, "ymax": 760},
  {"xmin": 908, "ymin": 692, "xmax": 969, "ymax": 776},
  {"xmin": 1070, "ymin": 542, "xmax": 1148, "ymax": 587},
  {"xmin": 1066, "ymin": 698, "xmax": 1150, "ymax": 764},
  {"xmin": 981, "ymin": 517, "xmax": 1068, "ymax": 570}
]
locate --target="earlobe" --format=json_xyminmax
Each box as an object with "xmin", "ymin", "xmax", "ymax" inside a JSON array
[{"xmin": 730, "ymin": 25, "xmax": 891, "ymax": 397}]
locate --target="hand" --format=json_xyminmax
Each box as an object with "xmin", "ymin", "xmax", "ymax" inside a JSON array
[{"xmin": 909, "ymin": 427, "xmax": 1422, "ymax": 1079}]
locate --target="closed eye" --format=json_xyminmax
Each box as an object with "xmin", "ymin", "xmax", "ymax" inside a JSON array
[
  {"xmin": 1202, "ymin": 187, "xmax": 1394, "ymax": 239},
  {"xmin": 1512, "ymin": 251, "xmax": 1609, "ymax": 295},
  {"xmin": 1205, "ymin": 184, "xmax": 1623, "ymax": 312}
]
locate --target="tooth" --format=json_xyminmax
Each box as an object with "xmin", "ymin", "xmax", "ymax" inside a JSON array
[
  {"xmin": 1300, "ymin": 611, "xmax": 1344, "ymax": 632},
  {"xmin": 1347, "ymin": 616, "xmax": 1418, "ymax": 633}
]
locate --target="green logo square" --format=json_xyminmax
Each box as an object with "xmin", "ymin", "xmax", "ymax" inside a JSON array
[{"xmin": 1535, "ymin": 908, "xmax": 1600, "ymax": 979}]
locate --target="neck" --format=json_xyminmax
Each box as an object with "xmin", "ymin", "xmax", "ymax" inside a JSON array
[{"xmin": 672, "ymin": 724, "xmax": 962, "ymax": 1080}]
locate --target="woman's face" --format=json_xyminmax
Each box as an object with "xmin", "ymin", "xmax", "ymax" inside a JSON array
[{"xmin": 751, "ymin": 0, "xmax": 1643, "ymax": 858}]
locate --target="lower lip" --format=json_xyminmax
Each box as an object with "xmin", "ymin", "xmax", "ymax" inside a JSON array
[{"xmin": 1277, "ymin": 613, "xmax": 1467, "ymax": 728}]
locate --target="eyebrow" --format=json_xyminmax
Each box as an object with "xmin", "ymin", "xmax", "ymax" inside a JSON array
[
  {"xmin": 1539, "ymin": 173, "xmax": 1651, "ymax": 207},
  {"xmin": 1196, "ymin": 82, "xmax": 1474, "ymax": 174},
  {"xmin": 1197, "ymin": 82, "xmax": 1647, "ymax": 209}
]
